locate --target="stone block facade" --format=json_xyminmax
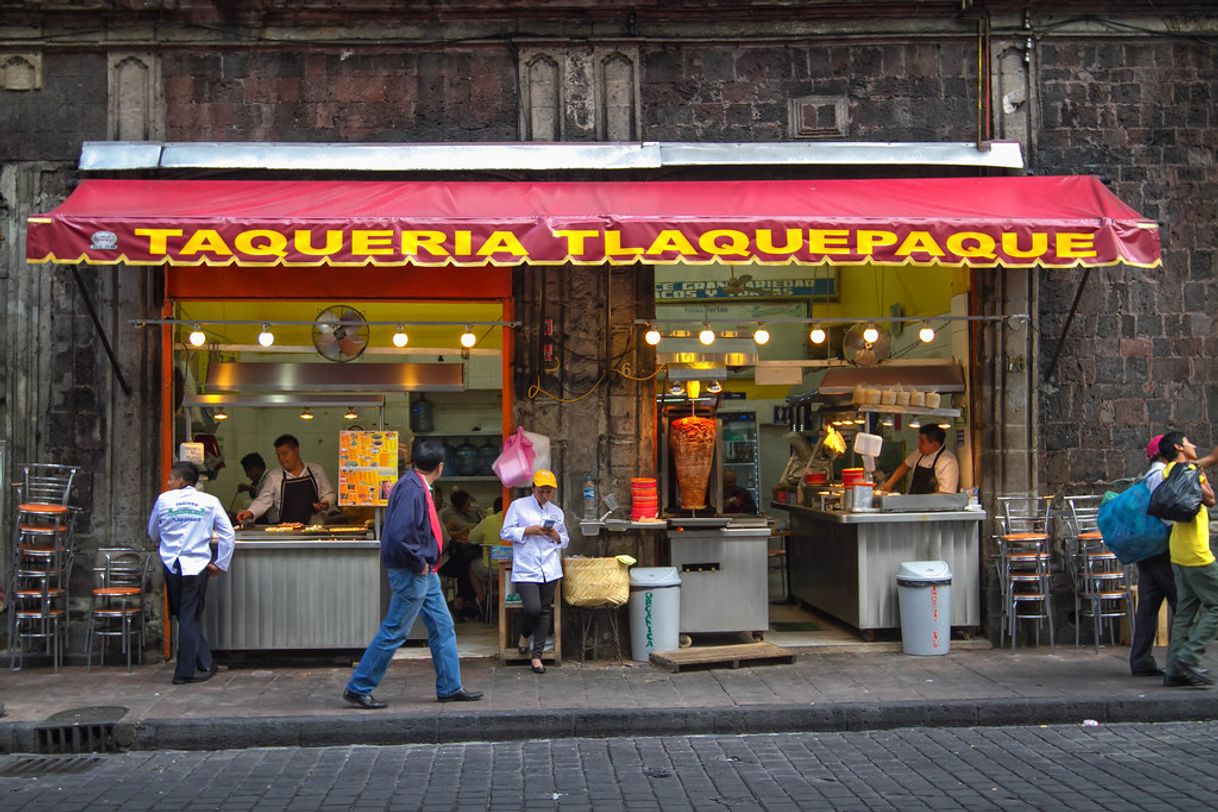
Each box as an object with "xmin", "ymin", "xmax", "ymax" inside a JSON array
[{"xmin": 2, "ymin": 1, "xmax": 1216, "ymax": 648}]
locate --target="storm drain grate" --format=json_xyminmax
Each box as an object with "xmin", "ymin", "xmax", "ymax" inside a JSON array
[
  {"xmin": 34, "ymin": 706, "xmax": 129, "ymax": 754},
  {"xmin": 0, "ymin": 755, "xmax": 105, "ymax": 777}
]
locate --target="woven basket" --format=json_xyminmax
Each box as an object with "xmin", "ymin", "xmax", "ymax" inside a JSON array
[{"xmin": 562, "ymin": 557, "xmax": 630, "ymax": 608}]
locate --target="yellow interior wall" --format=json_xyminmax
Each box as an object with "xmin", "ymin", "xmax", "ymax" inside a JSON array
[{"xmin": 814, "ymin": 264, "xmax": 967, "ymax": 320}]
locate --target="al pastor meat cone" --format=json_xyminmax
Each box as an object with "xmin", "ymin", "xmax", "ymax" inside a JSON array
[{"xmin": 670, "ymin": 416, "xmax": 717, "ymax": 509}]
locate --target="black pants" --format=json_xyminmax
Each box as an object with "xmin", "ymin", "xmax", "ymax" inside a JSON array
[
  {"xmin": 516, "ymin": 579, "xmax": 559, "ymax": 658},
  {"xmin": 164, "ymin": 563, "xmax": 213, "ymax": 680},
  {"xmin": 1131, "ymin": 551, "xmax": 1177, "ymax": 672}
]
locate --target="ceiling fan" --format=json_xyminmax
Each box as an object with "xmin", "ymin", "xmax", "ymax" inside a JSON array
[{"xmin": 724, "ymin": 268, "xmax": 763, "ymax": 296}]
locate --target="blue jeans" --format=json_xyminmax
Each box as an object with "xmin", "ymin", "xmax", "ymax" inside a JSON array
[{"xmin": 346, "ymin": 569, "xmax": 462, "ymax": 698}]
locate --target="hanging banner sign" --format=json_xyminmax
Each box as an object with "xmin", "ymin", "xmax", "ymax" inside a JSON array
[{"xmin": 26, "ymin": 177, "xmax": 1162, "ymax": 270}]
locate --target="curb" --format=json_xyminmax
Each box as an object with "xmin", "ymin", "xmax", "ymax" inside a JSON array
[{"xmin": 6, "ymin": 693, "xmax": 1218, "ymax": 753}]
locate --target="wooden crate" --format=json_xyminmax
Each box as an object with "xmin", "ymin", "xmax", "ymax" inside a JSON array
[{"xmin": 649, "ymin": 642, "xmax": 794, "ymax": 673}]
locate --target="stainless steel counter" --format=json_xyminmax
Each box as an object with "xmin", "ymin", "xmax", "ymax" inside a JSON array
[
  {"xmin": 203, "ymin": 538, "xmax": 383, "ymax": 650},
  {"xmin": 781, "ymin": 503, "xmax": 983, "ymax": 636},
  {"xmin": 667, "ymin": 525, "xmax": 770, "ymax": 636}
]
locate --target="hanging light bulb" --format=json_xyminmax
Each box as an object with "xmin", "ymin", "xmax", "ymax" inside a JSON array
[
  {"xmin": 188, "ymin": 324, "xmax": 207, "ymax": 347},
  {"xmin": 880, "ymin": 418, "xmax": 894, "ymax": 428},
  {"xmin": 698, "ymin": 323, "xmax": 715, "ymax": 346},
  {"xmin": 213, "ymin": 407, "xmax": 229, "ymax": 422},
  {"xmin": 668, "ymin": 381, "xmax": 685, "ymax": 396},
  {"xmin": 644, "ymin": 324, "xmax": 662, "ymax": 346},
  {"xmin": 257, "ymin": 323, "xmax": 275, "ymax": 347},
  {"xmin": 862, "ymin": 323, "xmax": 880, "ymax": 345},
  {"xmin": 459, "ymin": 325, "xmax": 477, "ymax": 348},
  {"xmin": 392, "ymin": 325, "xmax": 409, "ymax": 348},
  {"xmin": 706, "ymin": 380, "xmax": 723, "ymax": 394},
  {"xmin": 343, "ymin": 407, "xmax": 359, "ymax": 420},
  {"xmin": 908, "ymin": 419, "xmax": 921, "ymax": 429},
  {"xmin": 752, "ymin": 324, "xmax": 770, "ymax": 345},
  {"xmin": 299, "ymin": 407, "xmax": 315, "ymax": 421},
  {"xmin": 809, "ymin": 324, "xmax": 827, "ymax": 344},
  {"xmin": 918, "ymin": 322, "xmax": 936, "ymax": 343}
]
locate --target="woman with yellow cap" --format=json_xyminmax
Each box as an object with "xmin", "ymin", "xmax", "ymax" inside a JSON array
[{"xmin": 500, "ymin": 469, "xmax": 569, "ymax": 673}]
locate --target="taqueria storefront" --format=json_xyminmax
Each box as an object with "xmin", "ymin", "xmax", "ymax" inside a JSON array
[{"xmin": 26, "ymin": 171, "xmax": 1161, "ymax": 651}]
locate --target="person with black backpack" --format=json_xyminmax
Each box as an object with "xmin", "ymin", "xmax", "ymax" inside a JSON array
[{"xmin": 1157, "ymin": 432, "xmax": 1218, "ymax": 688}]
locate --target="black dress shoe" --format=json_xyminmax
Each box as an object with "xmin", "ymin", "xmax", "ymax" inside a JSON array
[
  {"xmin": 172, "ymin": 662, "xmax": 218, "ymax": 685},
  {"xmin": 1132, "ymin": 668, "xmax": 1165, "ymax": 677},
  {"xmin": 343, "ymin": 689, "xmax": 388, "ymax": 709},
  {"xmin": 1164, "ymin": 671, "xmax": 1210, "ymax": 688},
  {"xmin": 1178, "ymin": 660, "xmax": 1215, "ymax": 685},
  {"xmin": 531, "ymin": 662, "xmax": 546, "ymax": 675},
  {"xmin": 437, "ymin": 689, "xmax": 483, "ymax": 702}
]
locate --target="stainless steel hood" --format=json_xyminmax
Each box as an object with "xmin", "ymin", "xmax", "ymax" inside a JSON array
[{"xmin": 206, "ymin": 362, "xmax": 464, "ymax": 393}]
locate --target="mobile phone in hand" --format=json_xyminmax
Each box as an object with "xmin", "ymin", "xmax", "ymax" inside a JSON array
[{"xmin": 542, "ymin": 518, "xmax": 556, "ymax": 529}]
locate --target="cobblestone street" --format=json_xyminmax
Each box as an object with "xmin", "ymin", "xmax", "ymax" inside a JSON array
[{"xmin": 3, "ymin": 721, "xmax": 1218, "ymax": 811}]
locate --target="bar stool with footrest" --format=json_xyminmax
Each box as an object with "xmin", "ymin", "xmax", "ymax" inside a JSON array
[
  {"xmin": 997, "ymin": 495, "xmax": 1056, "ymax": 653},
  {"xmin": 8, "ymin": 463, "xmax": 79, "ymax": 672},
  {"xmin": 85, "ymin": 547, "xmax": 152, "ymax": 673},
  {"xmin": 1065, "ymin": 495, "xmax": 1134, "ymax": 653}
]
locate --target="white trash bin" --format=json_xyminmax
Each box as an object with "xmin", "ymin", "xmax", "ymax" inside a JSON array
[
  {"xmin": 628, "ymin": 567, "xmax": 681, "ymax": 663},
  {"xmin": 896, "ymin": 560, "xmax": 952, "ymax": 656}
]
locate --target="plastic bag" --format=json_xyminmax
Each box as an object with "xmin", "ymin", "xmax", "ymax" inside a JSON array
[
  {"xmin": 522, "ymin": 429, "xmax": 551, "ymax": 474},
  {"xmin": 1096, "ymin": 474, "xmax": 1170, "ymax": 564},
  {"xmin": 492, "ymin": 427, "xmax": 535, "ymax": 488},
  {"xmin": 1148, "ymin": 462, "xmax": 1203, "ymax": 523}
]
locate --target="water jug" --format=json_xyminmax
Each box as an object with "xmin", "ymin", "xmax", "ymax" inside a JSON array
[
  {"xmin": 410, "ymin": 393, "xmax": 434, "ymax": 433},
  {"xmin": 455, "ymin": 440, "xmax": 480, "ymax": 477},
  {"xmin": 476, "ymin": 440, "xmax": 499, "ymax": 476}
]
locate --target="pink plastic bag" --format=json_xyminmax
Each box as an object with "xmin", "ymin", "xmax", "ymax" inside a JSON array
[{"xmin": 492, "ymin": 427, "xmax": 535, "ymax": 488}]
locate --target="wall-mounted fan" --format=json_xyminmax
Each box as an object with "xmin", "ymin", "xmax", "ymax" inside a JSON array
[
  {"xmin": 312, "ymin": 305, "xmax": 369, "ymax": 363},
  {"xmin": 842, "ymin": 323, "xmax": 892, "ymax": 367}
]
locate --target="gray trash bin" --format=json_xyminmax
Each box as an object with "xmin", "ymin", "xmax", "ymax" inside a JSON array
[
  {"xmin": 628, "ymin": 567, "xmax": 681, "ymax": 663},
  {"xmin": 896, "ymin": 560, "xmax": 952, "ymax": 656}
]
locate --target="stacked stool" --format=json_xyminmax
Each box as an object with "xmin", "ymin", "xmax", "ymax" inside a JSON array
[{"xmin": 9, "ymin": 463, "xmax": 79, "ymax": 672}]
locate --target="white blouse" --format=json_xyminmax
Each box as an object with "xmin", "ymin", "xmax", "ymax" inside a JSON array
[{"xmin": 500, "ymin": 494, "xmax": 570, "ymax": 583}]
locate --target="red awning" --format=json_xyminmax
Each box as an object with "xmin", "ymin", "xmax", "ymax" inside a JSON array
[{"xmin": 26, "ymin": 176, "xmax": 1160, "ymax": 269}]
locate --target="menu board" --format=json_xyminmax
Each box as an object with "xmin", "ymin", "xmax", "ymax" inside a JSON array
[{"xmin": 338, "ymin": 431, "xmax": 399, "ymax": 507}]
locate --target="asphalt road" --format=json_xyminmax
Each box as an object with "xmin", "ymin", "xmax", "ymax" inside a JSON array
[{"xmin": 3, "ymin": 721, "xmax": 1218, "ymax": 811}]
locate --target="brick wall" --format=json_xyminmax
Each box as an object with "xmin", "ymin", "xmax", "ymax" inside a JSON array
[
  {"xmin": 1034, "ymin": 37, "xmax": 1218, "ymax": 492},
  {"xmin": 0, "ymin": 53, "xmax": 107, "ymax": 162}
]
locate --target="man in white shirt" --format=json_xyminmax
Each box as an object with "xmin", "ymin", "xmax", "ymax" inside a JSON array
[
  {"xmin": 880, "ymin": 425, "xmax": 960, "ymax": 495},
  {"xmin": 236, "ymin": 434, "xmax": 335, "ymax": 526},
  {"xmin": 148, "ymin": 461, "xmax": 235, "ymax": 685}
]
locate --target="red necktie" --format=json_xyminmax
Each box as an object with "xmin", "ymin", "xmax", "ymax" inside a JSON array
[{"xmin": 419, "ymin": 471, "xmax": 443, "ymax": 555}]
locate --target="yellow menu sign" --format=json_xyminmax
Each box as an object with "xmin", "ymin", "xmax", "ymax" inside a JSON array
[{"xmin": 338, "ymin": 431, "xmax": 399, "ymax": 507}]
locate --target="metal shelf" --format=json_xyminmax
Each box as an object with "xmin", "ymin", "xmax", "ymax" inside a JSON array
[{"xmin": 856, "ymin": 404, "xmax": 961, "ymax": 418}]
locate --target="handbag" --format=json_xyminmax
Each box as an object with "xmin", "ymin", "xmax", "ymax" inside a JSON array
[
  {"xmin": 1147, "ymin": 462, "xmax": 1204, "ymax": 523},
  {"xmin": 491, "ymin": 427, "xmax": 535, "ymax": 488},
  {"xmin": 1096, "ymin": 473, "xmax": 1170, "ymax": 565}
]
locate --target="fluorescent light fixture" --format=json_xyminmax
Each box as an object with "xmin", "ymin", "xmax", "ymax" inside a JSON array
[{"xmin": 257, "ymin": 324, "xmax": 275, "ymax": 347}]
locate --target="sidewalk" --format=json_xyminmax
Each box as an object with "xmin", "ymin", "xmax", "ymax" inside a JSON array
[{"xmin": 3, "ymin": 645, "xmax": 1218, "ymax": 753}]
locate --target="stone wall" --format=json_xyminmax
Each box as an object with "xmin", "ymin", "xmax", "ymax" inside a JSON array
[{"xmin": 1033, "ymin": 35, "xmax": 1218, "ymax": 491}]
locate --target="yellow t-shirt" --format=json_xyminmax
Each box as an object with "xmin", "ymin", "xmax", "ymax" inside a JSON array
[{"xmin": 1165, "ymin": 462, "xmax": 1213, "ymax": 567}]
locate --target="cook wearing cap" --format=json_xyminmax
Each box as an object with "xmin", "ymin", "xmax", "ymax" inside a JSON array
[{"xmin": 500, "ymin": 469, "xmax": 569, "ymax": 673}]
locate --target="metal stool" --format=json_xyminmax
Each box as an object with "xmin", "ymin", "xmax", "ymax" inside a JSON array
[
  {"xmin": 85, "ymin": 548, "xmax": 151, "ymax": 673},
  {"xmin": 572, "ymin": 603, "xmax": 624, "ymax": 663},
  {"xmin": 997, "ymin": 495, "xmax": 1056, "ymax": 653},
  {"xmin": 1064, "ymin": 495, "xmax": 1135, "ymax": 652}
]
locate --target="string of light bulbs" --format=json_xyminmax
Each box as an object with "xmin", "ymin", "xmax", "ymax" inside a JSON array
[
  {"xmin": 638, "ymin": 313, "xmax": 1028, "ymax": 347},
  {"xmin": 134, "ymin": 318, "xmax": 518, "ymax": 349}
]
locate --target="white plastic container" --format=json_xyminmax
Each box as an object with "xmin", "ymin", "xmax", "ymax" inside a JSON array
[{"xmin": 896, "ymin": 561, "xmax": 952, "ymax": 655}]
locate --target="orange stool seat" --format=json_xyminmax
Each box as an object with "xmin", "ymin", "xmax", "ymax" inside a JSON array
[
  {"xmin": 1077, "ymin": 531, "xmax": 1103, "ymax": 540},
  {"xmin": 92, "ymin": 586, "xmax": 141, "ymax": 597},
  {"xmin": 15, "ymin": 588, "xmax": 65, "ymax": 599},
  {"xmin": 18, "ymin": 503, "xmax": 68, "ymax": 515},
  {"xmin": 1002, "ymin": 532, "xmax": 1049, "ymax": 541}
]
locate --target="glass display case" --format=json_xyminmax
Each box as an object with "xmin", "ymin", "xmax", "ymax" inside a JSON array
[{"xmin": 720, "ymin": 411, "xmax": 761, "ymax": 514}]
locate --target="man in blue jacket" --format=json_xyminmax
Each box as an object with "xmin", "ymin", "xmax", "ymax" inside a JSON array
[{"xmin": 343, "ymin": 439, "xmax": 482, "ymax": 708}]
